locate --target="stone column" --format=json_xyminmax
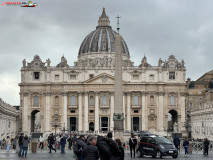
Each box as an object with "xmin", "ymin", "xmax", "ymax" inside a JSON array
[
  {"xmin": 78, "ymin": 93, "xmax": 83, "ymax": 131},
  {"xmin": 110, "ymin": 92, "xmax": 114, "ymax": 130},
  {"xmin": 22, "ymin": 93, "xmax": 29, "ymax": 134},
  {"xmin": 158, "ymin": 92, "xmax": 165, "ymax": 134},
  {"xmin": 180, "ymin": 92, "xmax": 186, "ymax": 132},
  {"xmin": 142, "ymin": 92, "xmax": 147, "ymax": 130},
  {"xmin": 62, "ymin": 92, "xmax": 68, "ymax": 132},
  {"xmin": 123, "ymin": 95, "xmax": 126, "ymax": 131},
  {"xmin": 44, "ymin": 92, "xmax": 51, "ymax": 134},
  {"xmin": 95, "ymin": 92, "xmax": 99, "ymax": 133},
  {"xmin": 127, "ymin": 92, "xmax": 131, "ymax": 131},
  {"xmin": 84, "ymin": 92, "xmax": 89, "ymax": 132}
]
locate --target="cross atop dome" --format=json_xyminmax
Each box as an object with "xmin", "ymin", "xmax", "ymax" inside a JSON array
[{"xmin": 98, "ymin": 7, "xmax": 110, "ymax": 27}]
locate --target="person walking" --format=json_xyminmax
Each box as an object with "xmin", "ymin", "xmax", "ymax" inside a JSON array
[
  {"xmin": 39, "ymin": 135, "xmax": 44, "ymax": 149},
  {"xmin": 129, "ymin": 133, "xmax": 137, "ymax": 158},
  {"xmin": 96, "ymin": 135, "xmax": 111, "ymax": 160},
  {"xmin": 12, "ymin": 136, "xmax": 17, "ymax": 150},
  {"xmin": 173, "ymin": 134, "xmax": 180, "ymax": 152},
  {"xmin": 48, "ymin": 133, "xmax": 56, "ymax": 153},
  {"xmin": 105, "ymin": 132, "xmax": 121, "ymax": 160},
  {"xmin": 76, "ymin": 135, "xmax": 87, "ymax": 160},
  {"xmin": 67, "ymin": 135, "xmax": 72, "ymax": 150},
  {"xmin": 6, "ymin": 136, "xmax": 11, "ymax": 151},
  {"xmin": 83, "ymin": 136, "xmax": 99, "ymax": 160},
  {"xmin": 183, "ymin": 137, "xmax": 189, "ymax": 157},
  {"xmin": 18, "ymin": 133, "xmax": 24, "ymax": 156},
  {"xmin": 60, "ymin": 135, "xmax": 67, "ymax": 154},
  {"xmin": 22, "ymin": 135, "xmax": 30, "ymax": 157},
  {"xmin": 115, "ymin": 139, "xmax": 124, "ymax": 160},
  {"xmin": 203, "ymin": 138, "xmax": 210, "ymax": 156}
]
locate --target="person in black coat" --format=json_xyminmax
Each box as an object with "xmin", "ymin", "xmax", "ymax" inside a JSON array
[
  {"xmin": 96, "ymin": 136, "xmax": 112, "ymax": 160},
  {"xmin": 60, "ymin": 135, "xmax": 67, "ymax": 153},
  {"xmin": 18, "ymin": 133, "xmax": 24, "ymax": 156},
  {"xmin": 48, "ymin": 133, "xmax": 56, "ymax": 153},
  {"xmin": 129, "ymin": 133, "xmax": 137, "ymax": 158},
  {"xmin": 83, "ymin": 136, "xmax": 99, "ymax": 160},
  {"xmin": 105, "ymin": 132, "xmax": 121, "ymax": 160},
  {"xmin": 115, "ymin": 139, "xmax": 124, "ymax": 160}
]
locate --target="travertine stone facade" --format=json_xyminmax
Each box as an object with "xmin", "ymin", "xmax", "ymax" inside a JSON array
[
  {"xmin": 0, "ymin": 98, "xmax": 19, "ymax": 138},
  {"xmin": 19, "ymin": 8, "xmax": 187, "ymax": 136},
  {"xmin": 187, "ymin": 70, "xmax": 213, "ymax": 140}
]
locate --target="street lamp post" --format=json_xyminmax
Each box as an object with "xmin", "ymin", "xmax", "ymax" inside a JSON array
[{"xmin": 54, "ymin": 122, "xmax": 58, "ymax": 136}]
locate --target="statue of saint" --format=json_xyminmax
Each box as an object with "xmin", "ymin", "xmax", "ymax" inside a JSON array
[
  {"xmin": 158, "ymin": 58, "xmax": 162, "ymax": 67},
  {"xmin": 22, "ymin": 59, "xmax": 26, "ymax": 67},
  {"xmin": 46, "ymin": 58, "xmax": 51, "ymax": 67},
  {"xmin": 181, "ymin": 59, "xmax": 185, "ymax": 68}
]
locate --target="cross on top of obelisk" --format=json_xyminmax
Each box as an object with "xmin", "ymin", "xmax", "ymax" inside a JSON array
[{"xmin": 115, "ymin": 15, "xmax": 121, "ymax": 32}]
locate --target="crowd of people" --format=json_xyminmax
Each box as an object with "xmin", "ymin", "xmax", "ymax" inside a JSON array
[
  {"xmin": 0, "ymin": 132, "xmax": 212, "ymax": 159},
  {"xmin": 173, "ymin": 134, "xmax": 210, "ymax": 157}
]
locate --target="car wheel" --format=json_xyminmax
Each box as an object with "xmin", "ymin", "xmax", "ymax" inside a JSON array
[
  {"xmin": 156, "ymin": 150, "xmax": 162, "ymax": 159},
  {"xmin": 136, "ymin": 150, "xmax": 142, "ymax": 158},
  {"xmin": 172, "ymin": 155, "xmax": 178, "ymax": 158}
]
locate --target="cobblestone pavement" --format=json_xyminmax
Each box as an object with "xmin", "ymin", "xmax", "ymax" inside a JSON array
[{"xmin": 0, "ymin": 150, "xmax": 212, "ymax": 160}]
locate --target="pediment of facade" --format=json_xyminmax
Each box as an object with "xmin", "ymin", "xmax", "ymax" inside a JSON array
[{"xmin": 83, "ymin": 73, "xmax": 126, "ymax": 84}]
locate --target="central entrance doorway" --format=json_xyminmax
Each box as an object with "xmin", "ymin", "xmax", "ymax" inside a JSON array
[
  {"xmin": 70, "ymin": 117, "xmax": 77, "ymax": 131},
  {"xmin": 101, "ymin": 117, "xmax": 109, "ymax": 132}
]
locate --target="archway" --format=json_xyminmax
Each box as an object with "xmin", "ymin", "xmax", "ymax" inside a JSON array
[
  {"xmin": 89, "ymin": 122, "xmax": 94, "ymax": 131},
  {"xmin": 31, "ymin": 110, "xmax": 41, "ymax": 133},
  {"xmin": 168, "ymin": 110, "xmax": 178, "ymax": 132}
]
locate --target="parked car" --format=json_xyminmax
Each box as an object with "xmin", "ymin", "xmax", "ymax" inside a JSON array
[{"xmin": 137, "ymin": 135, "xmax": 178, "ymax": 159}]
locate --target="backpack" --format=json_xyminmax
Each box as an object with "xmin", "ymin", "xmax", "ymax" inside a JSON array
[{"xmin": 73, "ymin": 139, "xmax": 79, "ymax": 154}]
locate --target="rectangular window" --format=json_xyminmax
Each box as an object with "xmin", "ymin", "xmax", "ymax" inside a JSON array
[
  {"xmin": 132, "ymin": 75, "xmax": 139, "ymax": 80},
  {"xmin": 170, "ymin": 96, "xmax": 175, "ymax": 105},
  {"xmin": 34, "ymin": 72, "xmax": 40, "ymax": 80},
  {"xmin": 55, "ymin": 74, "xmax": 59, "ymax": 80},
  {"xmin": 89, "ymin": 96, "xmax": 94, "ymax": 106},
  {"xmin": 90, "ymin": 110, "xmax": 94, "ymax": 113},
  {"xmin": 71, "ymin": 96, "xmax": 76, "ymax": 105},
  {"xmin": 70, "ymin": 75, "xmax": 76, "ymax": 80},
  {"xmin": 169, "ymin": 72, "xmax": 175, "ymax": 80},
  {"xmin": 133, "ymin": 96, "xmax": 139, "ymax": 105},
  {"xmin": 70, "ymin": 110, "xmax": 75, "ymax": 113},
  {"xmin": 33, "ymin": 96, "xmax": 39, "ymax": 106},
  {"xmin": 102, "ymin": 95, "xmax": 107, "ymax": 105},
  {"xmin": 134, "ymin": 110, "xmax": 139, "ymax": 113},
  {"xmin": 89, "ymin": 74, "xmax": 94, "ymax": 79},
  {"xmin": 149, "ymin": 74, "xmax": 154, "ymax": 80}
]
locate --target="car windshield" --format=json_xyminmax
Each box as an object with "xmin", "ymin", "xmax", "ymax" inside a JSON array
[{"xmin": 154, "ymin": 137, "xmax": 172, "ymax": 145}]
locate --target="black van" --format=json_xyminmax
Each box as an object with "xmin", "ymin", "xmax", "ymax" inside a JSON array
[{"xmin": 137, "ymin": 135, "xmax": 178, "ymax": 159}]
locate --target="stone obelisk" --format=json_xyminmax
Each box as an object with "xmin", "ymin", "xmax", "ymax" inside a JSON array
[{"xmin": 113, "ymin": 15, "xmax": 124, "ymax": 141}]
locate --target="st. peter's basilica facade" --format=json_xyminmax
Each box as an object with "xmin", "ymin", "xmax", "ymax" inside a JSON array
[{"xmin": 19, "ymin": 8, "xmax": 187, "ymax": 136}]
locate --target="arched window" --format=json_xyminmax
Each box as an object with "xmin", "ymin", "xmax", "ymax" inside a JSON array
[
  {"xmin": 133, "ymin": 96, "xmax": 139, "ymax": 105},
  {"xmin": 170, "ymin": 96, "xmax": 175, "ymax": 106},
  {"xmin": 89, "ymin": 96, "xmax": 94, "ymax": 106},
  {"xmin": 71, "ymin": 96, "xmax": 76, "ymax": 106},
  {"xmin": 33, "ymin": 96, "xmax": 39, "ymax": 106},
  {"xmin": 55, "ymin": 96, "xmax": 59, "ymax": 105},
  {"xmin": 150, "ymin": 96, "xmax": 154, "ymax": 104},
  {"xmin": 102, "ymin": 95, "xmax": 107, "ymax": 105}
]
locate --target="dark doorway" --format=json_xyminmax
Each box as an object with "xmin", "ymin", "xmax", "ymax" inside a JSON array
[
  {"xmin": 89, "ymin": 122, "xmax": 94, "ymax": 131},
  {"xmin": 168, "ymin": 110, "xmax": 178, "ymax": 132},
  {"xmin": 31, "ymin": 110, "xmax": 41, "ymax": 133},
  {"xmin": 132, "ymin": 117, "xmax": 139, "ymax": 131},
  {"xmin": 70, "ymin": 117, "xmax": 77, "ymax": 131},
  {"xmin": 101, "ymin": 117, "xmax": 108, "ymax": 132}
]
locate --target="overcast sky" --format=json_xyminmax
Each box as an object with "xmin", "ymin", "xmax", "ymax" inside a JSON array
[{"xmin": 1, "ymin": 0, "xmax": 213, "ymax": 105}]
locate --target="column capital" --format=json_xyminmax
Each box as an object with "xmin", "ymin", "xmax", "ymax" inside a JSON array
[
  {"xmin": 180, "ymin": 92, "xmax": 187, "ymax": 97},
  {"xmin": 141, "ymin": 91, "xmax": 148, "ymax": 96},
  {"xmin": 109, "ymin": 92, "xmax": 114, "ymax": 96},
  {"xmin": 84, "ymin": 92, "xmax": 89, "ymax": 95},
  {"xmin": 126, "ymin": 92, "xmax": 131, "ymax": 96},
  {"xmin": 60, "ymin": 92, "xmax": 68, "ymax": 96},
  {"xmin": 78, "ymin": 92, "xmax": 83, "ymax": 96},
  {"xmin": 94, "ymin": 91, "xmax": 99, "ymax": 95},
  {"xmin": 43, "ymin": 92, "xmax": 52, "ymax": 96},
  {"xmin": 157, "ymin": 91, "xmax": 165, "ymax": 96},
  {"xmin": 23, "ymin": 92, "xmax": 29, "ymax": 96}
]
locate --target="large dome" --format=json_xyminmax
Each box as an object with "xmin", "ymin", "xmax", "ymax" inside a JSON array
[{"xmin": 78, "ymin": 8, "xmax": 130, "ymax": 57}]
